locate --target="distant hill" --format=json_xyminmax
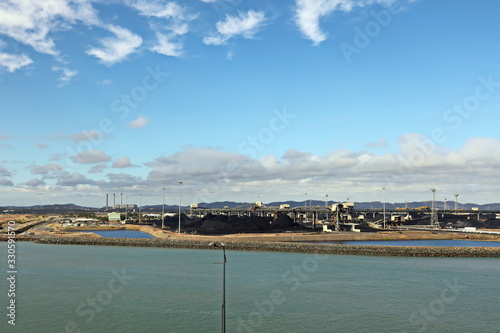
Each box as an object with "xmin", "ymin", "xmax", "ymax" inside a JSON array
[
  {"xmin": 1, "ymin": 204, "xmax": 97, "ymax": 214},
  {"xmin": 2, "ymin": 200, "xmax": 500, "ymax": 214}
]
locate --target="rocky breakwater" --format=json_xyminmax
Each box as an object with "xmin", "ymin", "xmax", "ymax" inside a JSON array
[{"xmin": 33, "ymin": 236, "xmax": 500, "ymax": 257}]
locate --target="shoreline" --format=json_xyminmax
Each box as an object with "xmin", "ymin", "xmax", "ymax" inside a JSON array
[
  {"xmin": 3, "ymin": 224, "xmax": 500, "ymax": 257},
  {"xmin": 3, "ymin": 233, "xmax": 500, "ymax": 257},
  {"xmin": 50, "ymin": 224, "xmax": 500, "ymax": 242}
]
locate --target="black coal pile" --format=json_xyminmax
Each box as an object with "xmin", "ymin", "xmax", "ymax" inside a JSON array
[
  {"xmin": 270, "ymin": 214, "xmax": 294, "ymax": 228},
  {"xmin": 166, "ymin": 212, "xmax": 311, "ymax": 234},
  {"xmin": 404, "ymin": 215, "xmax": 495, "ymax": 229},
  {"xmin": 151, "ymin": 213, "xmax": 192, "ymax": 229},
  {"xmin": 404, "ymin": 217, "xmax": 431, "ymax": 226},
  {"xmin": 200, "ymin": 220, "xmax": 233, "ymax": 229},
  {"xmin": 484, "ymin": 219, "xmax": 500, "ymax": 229},
  {"xmin": 357, "ymin": 221, "xmax": 382, "ymax": 232},
  {"xmin": 230, "ymin": 215, "xmax": 271, "ymax": 231}
]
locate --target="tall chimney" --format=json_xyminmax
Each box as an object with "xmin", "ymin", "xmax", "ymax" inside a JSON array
[{"xmin": 106, "ymin": 194, "xmax": 109, "ymax": 212}]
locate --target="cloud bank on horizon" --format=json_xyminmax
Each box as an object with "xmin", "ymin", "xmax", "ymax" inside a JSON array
[{"xmin": 1, "ymin": 0, "xmax": 500, "ymax": 206}]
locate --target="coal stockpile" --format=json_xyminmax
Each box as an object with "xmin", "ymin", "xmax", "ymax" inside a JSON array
[
  {"xmin": 405, "ymin": 216, "xmax": 494, "ymax": 229},
  {"xmin": 156, "ymin": 213, "xmax": 308, "ymax": 234},
  {"xmin": 484, "ymin": 219, "xmax": 500, "ymax": 229},
  {"xmin": 270, "ymin": 214, "xmax": 295, "ymax": 228},
  {"xmin": 150, "ymin": 214, "xmax": 191, "ymax": 229},
  {"xmin": 357, "ymin": 222, "xmax": 383, "ymax": 232}
]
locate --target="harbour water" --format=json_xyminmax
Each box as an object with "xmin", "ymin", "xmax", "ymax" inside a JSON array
[
  {"xmin": 309, "ymin": 239, "xmax": 500, "ymax": 247},
  {"xmin": 75, "ymin": 230, "xmax": 155, "ymax": 239},
  {"xmin": 1, "ymin": 241, "xmax": 499, "ymax": 332}
]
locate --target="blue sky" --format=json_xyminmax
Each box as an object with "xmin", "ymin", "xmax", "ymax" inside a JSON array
[{"xmin": 1, "ymin": 0, "xmax": 500, "ymax": 207}]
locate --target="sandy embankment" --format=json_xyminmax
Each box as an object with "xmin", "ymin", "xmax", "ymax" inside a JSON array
[
  {"xmin": 121, "ymin": 224, "xmax": 500, "ymax": 243},
  {"xmin": 31, "ymin": 235, "xmax": 500, "ymax": 257},
  {"xmin": 48, "ymin": 223, "xmax": 500, "ymax": 243},
  {"xmin": 4, "ymin": 223, "xmax": 500, "ymax": 256}
]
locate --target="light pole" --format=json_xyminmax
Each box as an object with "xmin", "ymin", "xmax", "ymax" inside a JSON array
[
  {"xmin": 162, "ymin": 187, "xmax": 165, "ymax": 229},
  {"xmin": 178, "ymin": 181, "xmax": 183, "ymax": 233},
  {"xmin": 209, "ymin": 242, "xmax": 227, "ymax": 333},
  {"xmin": 325, "ymin": 194, "xmax": 329, "ymax": 220},
  {"xmin": 382, "ymin": 187, "xmax": 386, "ymax": 229},
  {"xmin": 431, "ymin": 188, "xmax": 436, "ymax": 226},
  {"xmin": 304, "ymin": 192, "xmax": 307, "ymax": 221}
]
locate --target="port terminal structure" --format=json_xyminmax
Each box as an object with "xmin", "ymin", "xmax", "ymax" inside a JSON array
[
  {"xmin": 190, "ymin": 202, "xmax": 361, "ymax": 232},
  {"xmin": 189, "ymin": 202, "xmax": 500, "ymax": 232}
]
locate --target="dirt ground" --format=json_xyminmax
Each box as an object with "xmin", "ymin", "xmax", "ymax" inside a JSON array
[
  {"xmin": 51, "ymin": 223, "xmax": 500, "ymax": 243},
  {"xmin": 0, "ymin": 214, "xmax": 40, "ymax": 224}
]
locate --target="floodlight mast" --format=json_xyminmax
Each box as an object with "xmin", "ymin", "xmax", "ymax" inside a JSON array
[
  {"xmin": 382, "ymin": 188, "xmax": 386, "ymax": 229},
  {"xmin": 162, "ymin": 187, "xmax": 165, "ymax": 229},
  {"xmin": 178, "ymin": 181, "xmax": 183, "ymax": 233}
]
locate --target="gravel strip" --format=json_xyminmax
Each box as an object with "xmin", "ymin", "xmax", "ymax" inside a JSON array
[{"xmin": 26, "ymin": 236, "xmax": 500, "ymax": 257}]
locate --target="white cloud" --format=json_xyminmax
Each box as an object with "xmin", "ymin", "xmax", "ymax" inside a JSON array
[
  {"xmin": 105, "ymin": 172, "xmax": 144, "ymax": 188},
  {"xmin": 112, "ymin": 156, "xmax": 133, "ymax": 168},
  {"xmin": 86, "ymin": 24, "xmax": 143, "ymax": 66},
  {"xmin": 151, "ymin": 32, "xmax": 184, "ymax": 57},
  {"xmin": 26, "ymin": 178, "xmax": 45, "ymax": 187},
  {"xmin": 71, "ymin": 150, "xmax": 111, "ymax": 164},
  {"xmin": 127, "ymin": 115, "xmax": 149, "ymax": 128},
  {"xmin": 52, "ymin": 66, "xmax": 78, "ymax": 84},
  {"xmin": 365, "ymin": 138, "xmax": 388, "ymax": 148},
  {"xmin": 0, "ymin": 0, "xmax": 99, "ymax": 56},
  {"xmin": 203, "ymin": 10, "xmax": 267, "ymax": 45},
  {"xmin": 294, "ymin": 0, "xmax": 398, "ymax": 45},
  {"xmin": 0, "ymin": 166, "xmax": 11, "ymax": 177},
  {"xmin": 0, "ymin": 52, "xmax": 32, "ymax": 72},
  {"xmin": 141, "ymin": 136, "xmax": 500, "ymax": 204},
  {"xmin": 56, "ymin": 172, "xmax": 95, "ymax": 186},
  {"xmin": 127, "ymin": 1, "xmax": 195, "ymax": 58},
  {"xmin": 126, "ymin": 1, "xmax": 190, "ymax": 20},
  {"xmin": 68, "ymin": 130, "xmax": 102, "ymax": 143},
  {"xmin": 99, "ymin": 79, "xmax": 112, "ymax": 85},
  {"xmin": 89, "ymin": 163, "xmax": 108, "ymax": 173},
  {"xmin": 0, "ymin": 178, "xmax": 13, "ymax": 186},
  {"xmin": 8, "ymin": 135, "xmax": 500, "ymax": 204},
  {"xmin": 48, "ymin": 153, "xmax": 62, "ymax": 161},
  {"xmin": 31, "ymin": 163, "xmax": 63, "ymax": 175}
]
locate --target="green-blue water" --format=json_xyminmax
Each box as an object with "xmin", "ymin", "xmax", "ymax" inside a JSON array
[
  {"xmin": 1, "ymin": 242, "xmax": 499, "ymax": 332},
  {"xmin": 75, "ymin": 230, "xmax": 155, "ymax": 238},
  {"xmin": 310, "ymin": 240, "xmax": 500, "ymax": 247}
]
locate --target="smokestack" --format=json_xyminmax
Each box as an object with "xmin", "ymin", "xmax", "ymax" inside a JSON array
[
  {"xmin": 113, "ymin": 193, "xmax": 116, "ymax": 209},
  {"xmin": 106, "ymin": 194, "xmax": 109, "ymax": 212}
]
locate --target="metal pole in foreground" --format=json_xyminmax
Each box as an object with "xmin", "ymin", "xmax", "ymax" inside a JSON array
[{"xmin": 209, "ymin": 242, "xmax": 226, "ymax": 333}]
